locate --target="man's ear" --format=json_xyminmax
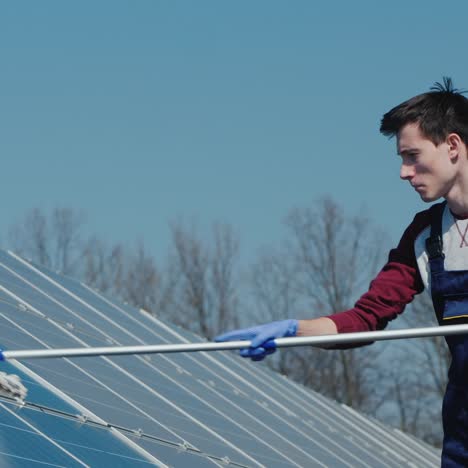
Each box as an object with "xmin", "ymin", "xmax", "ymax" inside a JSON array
[{"xmin": 447, "ymin": 133, "xmax": 463, "ymax": 160}]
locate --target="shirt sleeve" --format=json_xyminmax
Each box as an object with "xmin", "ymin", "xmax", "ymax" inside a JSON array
[{"xmin": 327, "ymin": 211, "xmax": 429, "ymax": 334}]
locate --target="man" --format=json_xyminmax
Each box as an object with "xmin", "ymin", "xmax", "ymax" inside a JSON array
[{"xmin": 215, "ymin": 78, "xmax": 468, "ymax": 467}]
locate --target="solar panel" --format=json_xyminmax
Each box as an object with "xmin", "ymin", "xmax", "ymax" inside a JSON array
[{"xmin": 0, "ymin": 249, "xmax": 440, "ymax": 467}]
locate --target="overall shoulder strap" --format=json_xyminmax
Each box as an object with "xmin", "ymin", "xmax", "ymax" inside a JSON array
[
  {"xmin": 425, "ymin": 201, "xmax": 447, "ymax": 324},
  {"xmin": 425, "ymin": 201, "xmax": 447, "ymax": 260}
]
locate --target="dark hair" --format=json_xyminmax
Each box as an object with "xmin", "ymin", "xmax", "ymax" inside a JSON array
[{"xmin": 380, "ymin": 77, "xmax": 468, "ymax": 145}]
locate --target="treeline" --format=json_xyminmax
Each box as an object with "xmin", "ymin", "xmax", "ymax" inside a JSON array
[{"xmin": 6, "ymin": 199, "xmax": 448, "ymax": 447}]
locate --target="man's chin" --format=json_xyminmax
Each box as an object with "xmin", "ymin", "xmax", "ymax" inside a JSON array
[{"xmin": 419, "ymin": 192, "xmax": 442, "ymax": 203}]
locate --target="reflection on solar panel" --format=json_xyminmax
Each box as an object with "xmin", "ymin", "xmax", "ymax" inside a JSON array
[{"xmin": 0, "ymin": 249, "xmax": 440, "ymax": 467}]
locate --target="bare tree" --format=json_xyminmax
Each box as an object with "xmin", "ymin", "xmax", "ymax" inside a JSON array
[
  {"xmin": 401, "ymin": 293, "xmax": 450, "ymax": 398},
  {"xmin": 121, "ymin": 241, "xmax": 174, "ymax": 314},
  {"xmin": 52, "ymin": 208, "xmax": 85, "ymax": 275},
  {"xmin": 82, "ymin": 237, "xmax": 125, "ymax": 296},
  {"xmin": 210, "ymin": 223, "xmax": 241, "ymax": 333},
  {"xmin": 386, "ymin": 293, "xmax": 450, "ymax": 446},
  {"xmin": 251, "ymin": 197, "xmax": 389, "ymax": 412},
  {"xmin": 8, "ymin": 208, "xmax": 50, "ymax": 267},
  {"xmin": 166, "ymin": 221, "xmax": 241, "ymax": 340},
  {"xmin": 82, "ymin": 238, "xmax": 174, "ymax": 317},
  {"xmin": 250, "ymin": 249, "xmax": 303, "ymax": 376},
  {"xmin": 8, "ymin": 207, "xmax": 85, "ymax": 275},
  {"xmin": 250, "ymin": 197, "xmax": 450, "ymax": 445},
  {"xmin": 285, "ymin": 198, "xmax": 384, "ymax": 309},
  {"xmin": 8, "ymin": 208, "xmax": 172, "ymax": 319}
]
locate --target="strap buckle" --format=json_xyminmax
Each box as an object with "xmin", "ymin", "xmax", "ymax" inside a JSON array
[{"xmin": 426, "ymin": 235, "xmax": 445, "ymax": 260}]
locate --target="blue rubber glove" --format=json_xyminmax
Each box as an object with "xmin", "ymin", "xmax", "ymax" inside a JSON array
[{"xmin": 214, "ymin": 319, "xmax": 298, "ymax": 361}]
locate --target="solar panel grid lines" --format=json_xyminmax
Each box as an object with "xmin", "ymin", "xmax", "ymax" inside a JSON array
[
  {"xmin": 340, "ymin": 404, "xmax": 439, "ymax": 466},
  {"xmin": 37, "ymin": 327, "xmax": 281, "ymax": 461},
  {"xmin": 0, "ymin": 268, "xmax": 197, "ymax": 466},
  {"xmin": 2, "ymin": 403, "xmax": 164, "ymax": 468},
  {"xmin": 229, "ymin": 360, "xmax": 402, "ymax": 467},
  {"xmin": 2, "ymin": 318, "xmax": 248, "ymax": 466},
  {"xmin": 10, "ymin": 254, "xmax": 168, "ymax": 349},
  {"xmin": 391, "ymin": 427, "xmax": 442, "ymax": 462},
  {"xmin": 78, "ymin": 291, "xmax": 334, "ymax": 467},
  {"xmin": 0, "ymin": 292, "xmax": 225, "ymax": 454},
  {"xmin": 393, "ymin": 422, "xmax": 441, "ymax": 461},
  {"xmin": 194, "ymin": 352, "xmax": 389, "ymax": 468},
  {"xmin": 0, "ymin": 309, "xmax": 196, "ymax": 442},
  {"xmin": 91, "ymin": 295, "xmax": 396, "ymax": 468},
  {"xmin": 0, "ymin": 250, "xmax": 441, "ymax": 467},
  {"xmin": 0, "ymin": 393, "xmax": 163, "ymax": 467},
  {"xmin": 193, "ymin": 377, "xmax": 320, "ymax": 467},
  {"xmin": 112, "ymin": 299, "xmax": 440, "ymax": 468},
  {"xmin": 88, "ymin": 361, "xmax": 265, "ymax": 467},
  {"xmin": 0, "ymin": 408, "xmax": 166, "ymax": 468},
  {"xmin": 0, "ymin": 260, "xmax": 134, "ymax": 349},
  {"xmin": 74, "ymin": 290, "xmax": 351, "ymax": 467},
  {"xmin": 250, "ymin": 365, "xmax": 416, "ymax": 467},
  {"xmin": 0, "ymin": 312, "xmax": 229, "ymax": 465},
  {"xmin": 0, "ymin": 397, "xmax": 246, "ymax": 468},
  {"xmin": 0, "ymin": 450, "xmax": 67, "ymax": 467},
  {"xmin": 181, "ymin": 354, "xmax": 350, "ymax": 466},
  {"xmin": 7, "ymin": 258, "xmax": 345, "ymax": 467},
  {"xmin": 183, "ymin": 333, "xmax": 438, "ymax": 468},
  {"xmin": 96, "ymin": 296, "xmax": 410, "ymax": 466},
  {"xmin": 0, "ymin": 414, "xmax": 82, "ymax": 468},
  {"xmin": 341, "ymin": 405, "xmax": 441, "ymax": 465},
  {"xmin": 0, "ymin": 401, "xmax": 88, "ymax": 467},
  {"xmin": 100, "ymin": 306, "xmax": 350, "ymax": 467},
  {"xmin": 364, "ymin": 414, "xmax": 436, "ymax": 464},
  {"xmin": 80, "ymin": 285, "xmax": 256, "ymax": 398},
  {"xmin": 0, "ymin": 256, "xmax": 270, "ymax": 466},
  {"xmin": 389, "ymin": 430, "xmax": 439, "ymax": 466},
  {"xmin": 4, "ymin": 356, "xmax": 168, "ymax": 467},
  {"xmin": 271, "ymin": 373, "xmax": 439, "ymax": 468},
  {"xmin": 9, "ymin": 260, "xmax": 268, "ymax": 416},
  {"xmin": 1, "ymin": 378, "xmax": 227, "ymax": 468},
  {"xmin": 28, "ymin": 286, "xmax": 308, "ymax": 464},
  {"xmin": 3, "ymin": 259, "xmax": 244, "ymax": 401}
]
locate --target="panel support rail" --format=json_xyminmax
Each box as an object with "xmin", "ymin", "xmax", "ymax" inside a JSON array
[{"xmin": 0, "ymin": 323, "xmax": 467, "ymax": 360}]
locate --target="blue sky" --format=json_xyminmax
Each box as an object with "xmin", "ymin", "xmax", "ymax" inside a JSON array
[{"xmin": 1, "ymin": 1, "xmax": 468, "ymax": 263}]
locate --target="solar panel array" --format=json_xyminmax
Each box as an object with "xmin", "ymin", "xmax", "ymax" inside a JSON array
[{"xmin": 0, "ymin": 249, "xmax": 440, "ymax": 467}]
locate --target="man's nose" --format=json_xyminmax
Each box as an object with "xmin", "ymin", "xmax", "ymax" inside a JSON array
[{"xmin": 400, "ymin": 163, "xmax": 414, "ymax": 180}]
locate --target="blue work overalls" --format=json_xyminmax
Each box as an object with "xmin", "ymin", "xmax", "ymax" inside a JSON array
[{"xmin": 427, "ymin": 201, "xmax": 468, "ymax": 467}]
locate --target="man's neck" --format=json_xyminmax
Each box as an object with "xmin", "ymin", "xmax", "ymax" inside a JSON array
[
  {"xmin": 450, "ymin": 208, "xmax": 468, "ymax": 220},
  {"xmin": 446, "ymin": 189, "xmax": 468, "ymax": 219},
  {"xmin": 446, "ymin": 155, "xmax": 468, "ymax": 217}
]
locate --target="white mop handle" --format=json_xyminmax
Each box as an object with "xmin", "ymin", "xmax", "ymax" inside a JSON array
[{"xmin": 1, "ymin": 323, "xmax": 468, "ymax": 360}]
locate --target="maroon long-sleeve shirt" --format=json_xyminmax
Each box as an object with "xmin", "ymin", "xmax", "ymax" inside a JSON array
[{"xmin": 327, "ymin": 204, "xmax": 468, "ymax": 334}]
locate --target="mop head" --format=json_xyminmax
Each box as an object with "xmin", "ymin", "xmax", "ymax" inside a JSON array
[{"xmin": 0, "ymin": 372, "xmax": 27, "ymax": 401}]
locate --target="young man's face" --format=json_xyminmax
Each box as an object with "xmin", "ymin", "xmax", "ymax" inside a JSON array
[{"xmin": 397, "ymin": 123, "xmax": 456, "ymax": 202}]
